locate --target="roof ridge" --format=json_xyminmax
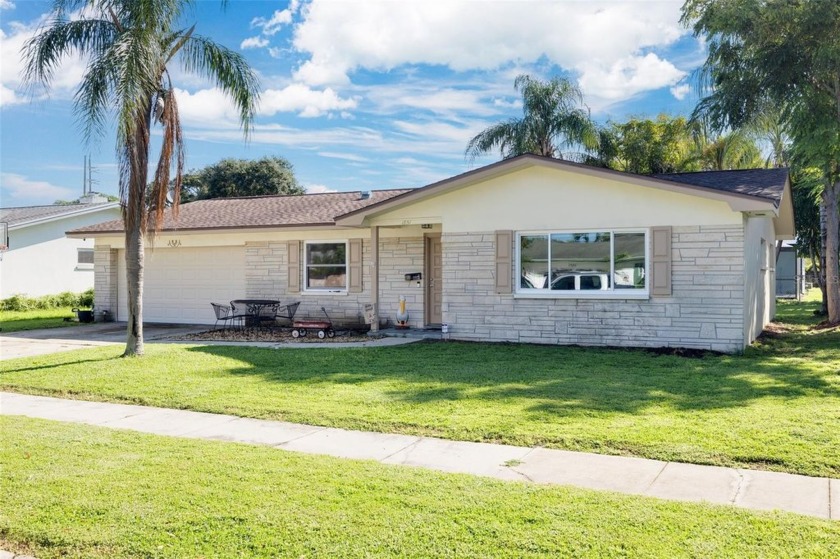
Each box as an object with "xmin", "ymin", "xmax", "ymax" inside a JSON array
[{"xmin": 189, "ymin": 188, "xmax": 414, "ymax": 203}]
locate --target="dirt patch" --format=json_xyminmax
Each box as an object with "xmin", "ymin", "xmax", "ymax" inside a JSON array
[
  {"xmin": 643, "ymin": 346, "xmax": 719, "ymax": 359},
  {"xmin": 176, "ymin": 328, "xmax": 378, "ymax": 344},
  {"xmin": 813, "ymin": 320, "xmax": 840, "ymax": 332},
  {"xmin": 762, "ymin": 321, "xmax": 794, "ymax": 335}
]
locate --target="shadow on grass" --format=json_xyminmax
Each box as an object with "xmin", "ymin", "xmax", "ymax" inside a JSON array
[
  {"xmin": 0, "ymin": 355, "xmax": 120, "ymax": 375},
  {"xmin": 182, "ymin": 321, "xmax": 838, "ymax": 419}
]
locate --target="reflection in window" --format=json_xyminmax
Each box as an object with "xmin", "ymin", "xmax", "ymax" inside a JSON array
[
  {"xmin": 305, "ymin": 242, "xmax": 347, "ymax": 290},
  {"xmin": 77, "ymin": 248, "xmax": 94, "ymax": 269},
  {"xmin": 517, "ymin": 231, "xmax": 647, "ymax": 293}
]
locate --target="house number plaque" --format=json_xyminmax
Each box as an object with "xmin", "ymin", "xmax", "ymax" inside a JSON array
[{"xmin": 167, "ymin": 239, "xmax": 182, "ymax": 247}]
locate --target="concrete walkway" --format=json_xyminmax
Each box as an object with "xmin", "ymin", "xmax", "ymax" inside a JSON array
[
  {"xmin": 0, "ymin": 324, "xmax": 418, "ymax": 360},
  {"xmin": 2, "ymin": 392, "xmax": 835, "ymax": 520}
]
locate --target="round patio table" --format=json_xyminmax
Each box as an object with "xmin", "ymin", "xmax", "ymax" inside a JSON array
[{"xmin": 230, "ymin": 299, "xmax": 280, "ymax": 328}]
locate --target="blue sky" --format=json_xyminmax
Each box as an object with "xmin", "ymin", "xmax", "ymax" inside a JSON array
[{"xmin": 0, "ymin": 0, "xmax": 705, "ymax": 207}]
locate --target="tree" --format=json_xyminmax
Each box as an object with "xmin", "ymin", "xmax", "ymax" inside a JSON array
[
  {"xmin": 24, "ymin": 0, "xmax": 259, "ymax": 355},
  {"xmin": 466, "ymin": 74, "xmax": 598, "ymax": 162},
  {"xmin": 691, "ymin": 124, "xmax": 764, "ymax": 171},
  {"xmin": 682, "ymin": 0, "xmax": 840, "ymax": 324},
  {"xmin": 588, "ymin": 114, "xmax": 699, "ymax": 174},
  {"xmin": 791, "ymin": 167, "xmax": 828, "ymax": 313},
  {"xmin": 181, "ymin": 156, "xmax": 304, "ymax": 203}
]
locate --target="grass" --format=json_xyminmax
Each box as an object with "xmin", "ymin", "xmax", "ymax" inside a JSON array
[
  {"xmin": 1, "ymin": 416, "xmax": 838, "ymax": 558},
  {"xmin": 0, "ymin": 307, "xmax": 83, "ymax": 332},
  {"xmin": 1, "ymin": 295, "xmax": 838, "ymax": 477}
]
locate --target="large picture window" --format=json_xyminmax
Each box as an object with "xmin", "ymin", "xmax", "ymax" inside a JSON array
[
  {"xmin": 305, "ymin": 242, "xmax": 347, "ymax": 291},
  {"xmin": 518, "ymin": 230, "xmax": 647, "ymax": 295}
]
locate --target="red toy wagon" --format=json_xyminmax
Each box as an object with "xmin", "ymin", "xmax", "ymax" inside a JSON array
[{"xmin": 291, "ymin": 307, "xmax": 335, "ymax": 339}]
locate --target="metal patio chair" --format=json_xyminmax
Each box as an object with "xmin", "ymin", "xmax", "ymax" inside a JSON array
[{"xmin": 210, "ymin": 303, "xmax": 237, "ymax": 331}]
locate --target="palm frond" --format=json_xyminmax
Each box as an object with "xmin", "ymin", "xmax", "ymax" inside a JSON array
[
  {"xmin": 22, "ymin": 17, "xmax": 118, "ymax": 93},
  {"xmin": 179, "ymin": 34, "xmax": 260, "ymax": 133}
]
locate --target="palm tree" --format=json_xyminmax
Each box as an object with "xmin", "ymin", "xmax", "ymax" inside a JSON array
[
  {"xmin": 689, "ymin": 118, "xmax": 764, "ymax": 171},
  {"xmin": 24, "ymin": 0, "xmax": 259, "ymax": 356},
  {"xmin": 466, "ymin": 74, "xmax": 598, "ymax": 162}
]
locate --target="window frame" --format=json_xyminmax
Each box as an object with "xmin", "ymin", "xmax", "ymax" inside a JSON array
[
  {"xmin": 76, "ymin": 248, "xmax": 95, "ymax": 271},
  {"xmin": 514, "ymin": 228, "xmax": 650, "ymax": 299},
  {"xmin": 303, "ymin": 240, "xmax": 349, "ymax": 294}
]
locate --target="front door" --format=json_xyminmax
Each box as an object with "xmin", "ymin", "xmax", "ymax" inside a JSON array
[{"xmin": 425, "ymin": 235, "xmax": 443, "ymax": 325}]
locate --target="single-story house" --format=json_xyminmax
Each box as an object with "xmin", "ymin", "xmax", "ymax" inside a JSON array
[
  {"xmin": 0, "ymin": 196, "xmax": 121, "ymax": 298},
  {"xmin": 69, "ymin": 155, "xmax": 794, "ymax": 352}
]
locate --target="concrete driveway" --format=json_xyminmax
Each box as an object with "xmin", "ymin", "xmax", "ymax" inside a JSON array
[{"xmin": 0, "ymin": 323, "xmax": 207, "ymax": 360}]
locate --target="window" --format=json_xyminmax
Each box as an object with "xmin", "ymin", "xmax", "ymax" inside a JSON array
[
  {"xmin": 518, "ymin": 230, "xmax": 647, "ymax": 295},
  {"xmin": 305, "ymin": 242, "xmax": 347, "ymax": 291},
  {"xmin": 76, "ymin": 248, "xmax": 94, "ymax": 270}
]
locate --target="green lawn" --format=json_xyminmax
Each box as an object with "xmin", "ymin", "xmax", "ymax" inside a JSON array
[
  {"xmin": 1, "ymin": 296, "xmax": 838, "ymax": 477},
  {"xmin": 1, "ymin": 416, "xmax": 837, "ymax": 559},
  {"xmin": 0, "ymin": 307, "xmax": 83, "ymax": 332}
]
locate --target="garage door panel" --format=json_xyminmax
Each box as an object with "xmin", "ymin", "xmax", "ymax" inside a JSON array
[{"xmin": 118, "ymin": 246, "xmax": 246, "ymax": 324}]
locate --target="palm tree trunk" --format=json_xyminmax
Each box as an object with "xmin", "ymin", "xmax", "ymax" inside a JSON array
[
  {"xmin": 124, "ymin": 216, "xmax": 145, "ymax": 355},
  {"xmin": 824, "ymin": 181, "xmax": 840, "ymax": 324},
  {"xmin": 123, "ymin": 105, "xmax": 152, "ymax": 356}
]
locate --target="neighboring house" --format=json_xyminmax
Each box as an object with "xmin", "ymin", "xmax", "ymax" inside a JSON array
[
  {"xmin": 775, "ymin": 241, "xmax": 805, "ymax": 297},
  {"xmin": 69, "ymin": 155, "xmax": 794, "ymax": 352},
  {"xmin": 0, "ymin": 197, "xmax": 122, "ymax": 299}
]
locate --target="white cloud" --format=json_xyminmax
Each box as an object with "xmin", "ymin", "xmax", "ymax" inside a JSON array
[
  {"xmin": 670, "ymin": 83, "xmax": 691, "ymax": 101},
  {"xmin": 259, "ymin": 84, "xmax": 357, "ymax": 118},
  {"xmin": 251, "ymin": 2, "xmax": 298, "ymax": 37},
  {"xmin": 577, "ymin": 53, "xmax": 686, "ymax": 108},
  {"xmin": 0, "ymin": 83, "xmax": 23, "ymax": 106},
  {"xmin": 1, "ymin": 15, "xmax": 93, "ymax": 107},
  {"xmin": 1, "ymin": 1, "xmax": 15, "ymax": 10},
  {"xmin": 174, "ymin": 88, "xmax": 243, "ymax": 126},
  {"xmin": 317, "ymin": 151, "xmax": 370, "ymax": 162},
  {"xmin": 305, "ymin": 183, "xmax": 337, "ymax": 194},
  {"xmin": 240, "ymin": 36, "xmax": 269, "ymax": 50},
  {"xmin": 291, "ymin": 0, "xmax": 687, "ymax": 107},
  {"xmin": 1, "ymin": 173, "xmax": 75, "ymax": 203},
  {"xmin": 367, "ymin": 87, "xmax": 495, "ymax": 116}
]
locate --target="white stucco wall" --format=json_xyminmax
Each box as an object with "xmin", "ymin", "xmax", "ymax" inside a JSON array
[
  {"xmin": 0, "ymin": 208, "xmax": 121, "ymax": 298},
  {"xmin": 369, "ymin": 166, "xmax": 743, "ymax": 231},
  {"xmin": 743, "ymin": 215, "xmax": 777, "ymax": 344}
]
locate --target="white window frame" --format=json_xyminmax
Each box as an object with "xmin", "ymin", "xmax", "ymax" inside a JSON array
[
  {"xmin": 303, "ymin": 240, "xmax": 348, "ymax": 294},
  {"xmin": 76, "ymin": 248, "xmax": 95, "ymax": 271},
  {"xmin": 515, "ymin": 229, "xmax": 650, "ymax": 299}
]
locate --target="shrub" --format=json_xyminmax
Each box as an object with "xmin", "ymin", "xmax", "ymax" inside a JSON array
[
  {"xmin": 78, "ymin": 288, "xmax": 94, "ymax": 308},
  {"xmin": 0, "ymin": 290, "xmax": 94, "ymax": 311}
]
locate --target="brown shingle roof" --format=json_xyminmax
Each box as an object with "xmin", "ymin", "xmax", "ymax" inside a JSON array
[{"xmin": 70, "ymin": 190, "xmax": 412, "ymax": 234}]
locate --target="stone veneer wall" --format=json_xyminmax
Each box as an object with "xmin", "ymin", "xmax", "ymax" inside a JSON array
[
  {"xmin": 244, "ymin": 236, "xmax": 426, "ymax": 328},
  {"xmin": 93, "ymin": 245, "xmax": 118, "ymax": 321},
  {"xmin": 441, "ymin": 225, "xmax": 745, "ymax": 353}
]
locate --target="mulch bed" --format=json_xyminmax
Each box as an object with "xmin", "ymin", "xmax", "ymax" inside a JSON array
[{"xmin": 177, "ymin": 328, "xmax": 378, "ymax": 344}]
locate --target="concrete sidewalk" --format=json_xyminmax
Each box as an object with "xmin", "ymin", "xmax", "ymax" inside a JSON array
[{"xmin": 2, "ymin": 392, "xmax": 836, "ymax": 520}]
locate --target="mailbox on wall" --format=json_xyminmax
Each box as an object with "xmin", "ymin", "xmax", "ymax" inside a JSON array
[{"xmin": 404, "ymin": 272, "xmax": 422, "ymax": 281}]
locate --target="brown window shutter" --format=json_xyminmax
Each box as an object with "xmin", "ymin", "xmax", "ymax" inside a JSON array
[
  {"xmin": 287, "ymin": 240, "xmax": 300, "ymax": 293},
  {"xmin": 650, "ymin": 227, "xmax": 672, "ymax": 297},
  {"xmin": 348, "ymin": 238, "xmax": 363, "ymax": 293},
  {"xmin": 495, "ymin": 230, "xmax": 513, "ymax": 294}
]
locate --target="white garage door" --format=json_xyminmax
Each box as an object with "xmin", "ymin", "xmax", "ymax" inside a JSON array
[{"xmin": 118, "ymin": 246, "xmax": 246, "ymax": 324}]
